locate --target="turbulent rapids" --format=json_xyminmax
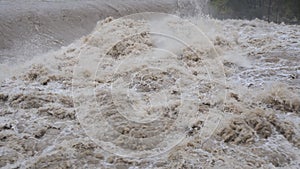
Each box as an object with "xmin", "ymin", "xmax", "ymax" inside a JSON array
[{"xmin": 0, "ymin": 1, "xmax": 299, "ymax": 168}]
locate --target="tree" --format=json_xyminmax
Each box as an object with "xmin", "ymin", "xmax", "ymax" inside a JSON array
[{"xmin": 209, "ymin": 0, "xmax": 300, "ymax": 24}]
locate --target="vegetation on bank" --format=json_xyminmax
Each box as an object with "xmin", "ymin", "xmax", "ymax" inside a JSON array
[{"xmin": 209, "ymin": 0, "xmax": 300, "ymax": 24}]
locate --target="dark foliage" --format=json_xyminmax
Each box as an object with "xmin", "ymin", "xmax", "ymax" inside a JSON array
[{"xmin": 210, "ymin": 0, "xmax": 300, "ymax": 24}]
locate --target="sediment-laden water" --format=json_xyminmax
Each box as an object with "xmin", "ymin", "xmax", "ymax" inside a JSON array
[{"xmin": 0, "ymin": 1, "xmax": 299, "ymax": 168}]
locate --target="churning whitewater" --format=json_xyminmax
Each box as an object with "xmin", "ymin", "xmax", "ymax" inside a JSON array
[{"xmin": 0, "ymin": 1, "xmax": 299, "ymax": 168}]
